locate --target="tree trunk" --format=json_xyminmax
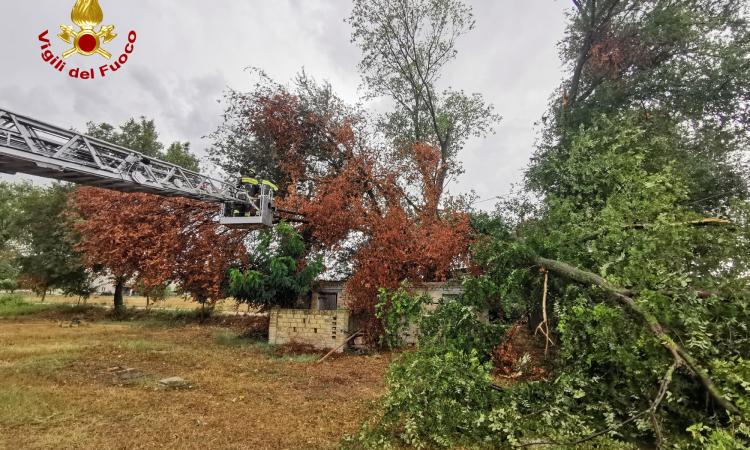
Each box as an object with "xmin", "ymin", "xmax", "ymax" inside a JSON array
[
  {"xmin": 40, "ymin": 288, "xmax": 47, "ymax": 302},
  {"xmin": 113, "ymin": 278, "xmax": 125, "ymax": 314},
  {"xmin": 533, "ymin": 256, "xmax": 739, "ymax": 415}
]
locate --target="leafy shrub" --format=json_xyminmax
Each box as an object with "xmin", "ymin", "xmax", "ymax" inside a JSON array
[
  {"xmin": 419, "ymin": 299, "xmax": 505, "ymax": 358},
  {"xmin": 684, "ymin": 420, "xmax": 750, "ymax": 450},
  {"xmin": 228, "ymin": 223, "xmax": 323, "ymax": 309},
  {"xmin": 0, "ymin": 279, "xmax": 18, "ymax": 293},
  {"xmin": 0, "ymin": 293, "xmax": 23, "ymax": 305},
  {"xmin": 146, "ymin": 306, "xmax": 215, "ymax": 323},
  {"xmin": 375, "ymin": 283, "xmax": 429, "ymax": 349},
  {"xmin": 346, "ymin": 296, "xmax": 508, "ymax": 448},
  {"xmin": 345, "ymin": 347, "xmax": 499, "ymax": 449}
]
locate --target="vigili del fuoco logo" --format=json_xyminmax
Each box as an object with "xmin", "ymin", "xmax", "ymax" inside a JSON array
[{"xmin": 38, "ymin": 0, "xmax": 137, "ymax": 80}]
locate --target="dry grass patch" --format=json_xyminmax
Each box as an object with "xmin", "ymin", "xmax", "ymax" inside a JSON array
[
  {"xmin": 0, "ymin": 385, "xmax": 67, "ymax": 427},
  {"xmin": 0, "ymin": 318, "xmax": 390, "ymax": 449}
]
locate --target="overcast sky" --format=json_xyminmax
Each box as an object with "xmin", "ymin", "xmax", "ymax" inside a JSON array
[{"xmin": 2, "ymin": 0, "xmax": 569, "ymax": 208}]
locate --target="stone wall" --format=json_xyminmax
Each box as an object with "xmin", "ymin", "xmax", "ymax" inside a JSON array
[{"xmin": 268, "ymin": 308, "xmax": 350, "ymax": 352}]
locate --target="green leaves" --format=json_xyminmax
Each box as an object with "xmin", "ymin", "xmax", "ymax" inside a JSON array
[
  {"xmin": 375, "ymin": 283, "xmax": 429, "ymax": 349},
  {"xmin": 348, "ymin": 0, "xmax": 499, "ymax": 189},
  {"xmin": 460, "ymin": 96, "xmax": 750, "ymax": 447},
  {"xmin": 86, "ymin": 118, "xmax": 200, "ymax": 171},
  {"xmin": 0, "ymin": 182, "xmax": 91, "ymax": 298},
  {"xmin": 347, "ymin": 347, "xmax": 498, "ymax": 449},
  {"xmin": 418, "ymin": 298, "xmax": 504, "ymax": 358},
  {"xmin": 227, "ymin": 223, "xmax": 323, "ymax": 309},
  {"xmin": 228, "ymin": 268, "xmax": 262, "ymax": 294}
]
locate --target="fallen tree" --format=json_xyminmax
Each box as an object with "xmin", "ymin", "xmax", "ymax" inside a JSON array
[{"xmin": 534, "ymin": 255, "xmax": 739, "ymax": 415}]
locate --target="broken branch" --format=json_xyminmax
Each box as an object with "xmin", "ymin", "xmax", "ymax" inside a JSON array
[{"xmin": 533, "ymin": 256, "xmax": 739, "ymax": 415}]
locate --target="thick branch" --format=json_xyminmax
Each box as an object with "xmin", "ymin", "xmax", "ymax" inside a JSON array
[
  {"xmin": 534, "ymin": 256, "xmax": 739, "ymax": 415},
  {"xmin": 567, "ymin": 2, "xmax": 597, "ymax": 109}
]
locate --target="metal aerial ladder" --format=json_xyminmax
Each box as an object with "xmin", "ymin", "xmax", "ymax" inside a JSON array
[{"xmin": 0, "ymin": 107, "xmax": 275, "ymax": 228}]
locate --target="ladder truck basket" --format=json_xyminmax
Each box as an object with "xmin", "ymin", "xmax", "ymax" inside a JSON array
[{"xmin": 219, "ymin": 183, "xmax": 275, "ymax": 228}]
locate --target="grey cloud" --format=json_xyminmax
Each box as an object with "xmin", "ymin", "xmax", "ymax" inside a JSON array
[{"xmin": 3, "ymin": 0, "xmax": 570, "ymax": 210}]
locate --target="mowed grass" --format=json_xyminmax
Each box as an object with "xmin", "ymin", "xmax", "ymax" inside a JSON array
[
  {"xmin": 18, "ymin": 292, "xmax": 261, "ymax": 314},
  {"xmin": 0, "ymin": 318, "xmax": 390, "ymax": 449},
  {"xmin": 0, "ymin": 293, "xmax": 55, "ymax": 317}
]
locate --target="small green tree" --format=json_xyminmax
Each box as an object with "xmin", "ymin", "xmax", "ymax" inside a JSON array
[
  {"xmin": 228, "ymin": 223, "xmax": 323, "ymax": 309},
  {"xmin": 11, "ymin": 184, "xmax": 91, "ymax": 300},
  {"xmin": 163, "ymin": 142, "xmax": 200, "ymax": 172},
  {"xmin": 86, "ymin": 119, "xmax": 199, "ymax": 171}
]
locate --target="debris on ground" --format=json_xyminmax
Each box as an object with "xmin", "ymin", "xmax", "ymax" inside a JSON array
[{"xmin": 157, "ymin": 376, "xmax": 189, "ymax": 389}]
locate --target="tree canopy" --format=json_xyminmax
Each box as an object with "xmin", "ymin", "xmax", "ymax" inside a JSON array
[
  {"xmin": 71, "ymin": 117, "xmax": 230, "ymax": 311},
  {"xmin": 348, "ymin": 0, "xmax": 499, "ymax": 202},
  {"xmin": 0, "ymin": 182, "xmax": 91, "ymax": 299},
  {"xmin": 208, "ymin": 0, "xmax": 496, "ymax": 336},
  {"xmin": 228, "ymin": 222, "xmax": 323, "ymax": 310}
]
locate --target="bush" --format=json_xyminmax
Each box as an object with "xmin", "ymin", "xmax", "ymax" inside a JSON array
[
  {"xmin": 375, "ymin": 283, "xmax": 429, "ymax": 349},
  {"xmin": 419, "ymin": 299, "xmax": 505, "ymax": 358},
  {"xmin": 0, "ymin": 279, "xmax": 18, "ymax": 293},
  {"xmin": 345, "ymin": 347, "xmax": 499, "ymax": 449},
  {"xmin": 138, "ymin": 306, "xmax": 215, "ymax": 324},
  {"xmin": 346, "ymin": 297, "xmax": 508, "ymax": 448},
  {"xmin": 0, "ymin": 293, "xmax": 23, "ymax": 305}
]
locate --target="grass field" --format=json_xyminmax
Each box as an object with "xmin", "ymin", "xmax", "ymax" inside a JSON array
[
  {"xmin": 19, "ymin": 292, "xmax": 259, "ymax": 315},
  {"xmin": 0, "ymin": 297, "xmax": 390, "ymax": 449}
]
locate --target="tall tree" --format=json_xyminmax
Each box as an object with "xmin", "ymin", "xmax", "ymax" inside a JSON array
[
  {"xmin": 209, "ymin": 1, "xmax": 497, "ymax": 334},
  {"xmin": 348, "ymin": 0, "xmax": 499, "ymax": 206},
  {"xmin": 0, "ymin": 184, "xmax": 23, "ymax": 292},
  {"xmin": 353, "ymin": 2, "xmax": 750, "ymax": 448},
  {"xmin": 240, "ymin": 85, "xmax": 474, "ymax": 336},
  {"xmin": 453, "ymin": 0, "xmax": 750, "ymax": 445},
  {"xmin": 86, "ymin": 117, "xmax": 200, "ymax": 170},
  {"xmin": 208, "ymin": 71, "xmax": 362, "ymax": 196},
  {"xmin": 528, "ymin": 0, "xmax": 750, "ymax": 211},
  {"xmin": 86, "ymin": 117, "xmax": 164, "ymax": 158},
  {"xmin": 163, "ymin": 142, "xmax": 200, "ymax": 172},
  {"xmin": 0, "ymin": 182, "xmax": 30, "ymax": 250}
]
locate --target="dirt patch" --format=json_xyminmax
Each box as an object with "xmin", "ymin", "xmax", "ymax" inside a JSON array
[
  {"xmin": 492, "ymin": 321, "xmax": 553, "ymax": 385},
  {"xmin": 273, "ymin": 341, "xmax": 326, "ymax": 357}
]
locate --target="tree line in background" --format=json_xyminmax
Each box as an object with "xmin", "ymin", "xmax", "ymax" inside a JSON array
[{"xmin": 0, "ymin": 182, "xmax": 89, "ymax": 298}]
